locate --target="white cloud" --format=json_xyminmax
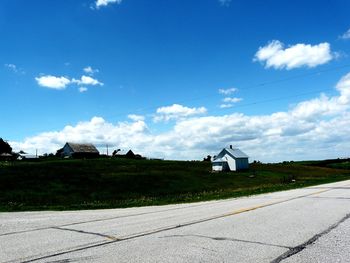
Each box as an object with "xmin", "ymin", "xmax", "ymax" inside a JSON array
[
  {"xmin": 128, "ymin": 114, "xmax": 145, "ymax": 122},
  {"xmin": 336, "ymin": 72, "xmax": 350, "ymax": 104},
  {"xmin": 12, "ymin": 71, "xmax": 350, "ymax": 162},
  {"xmin": 35, "ymin": 75, "xmax": 71, "ymax": 90},
  {"xmin": 11, "ymin": 116, "xmax": 149, "ymax": 157},
  {"xmin": 72, "ymin": 75, "xmax": 103, "ymax": 86},
  {"xmin": 5, "ymin": 63, "xmax": 25, "ymax": 74},
  {"xmin": 219, "ymin": 104, "xmax": 233, "ymax": 109},
  {"xmin": 79, "ymin": 87, "xmax": 88, "ymax": 93},
  {"xmin": 154, "ymin": 104, "xmax": 207, "ymax": 122},
  {"xmin": 83, "ymin": 66, "xmax": 99, "ymax": 75},
  {"xmin": 222, "ymin": 97, "xmax": 242, "ymax": 103},
  {"xmin": 4, "ymin": 63, "xmax": 18, "ymax": 72},
  {"xmin": 36, "ymin": 73, "xmax": 103, "ymax": 91},
  {"xmin": 218, "ymin": 88, "xmax": 237, "ymax": 95},
  {"xmin": 220, "ymin": 97, "xmax": 242, "ymax": 109},
  {"xmin": 218, "ymin": 0, "xmax": 231, "ymax": 6},
  {"xmin": 254, "ymin": 40, "xmax": 333, "ymax": 70},
  {"xmin": 340, "ymin": 28, "xmax": 350, "ymax": 40},
  {"xmin": 95, "ymin": 0, "xmax": 122, "ymax": 9}
]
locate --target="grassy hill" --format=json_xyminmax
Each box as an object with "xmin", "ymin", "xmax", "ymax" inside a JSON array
[
  {"xmin": 296, "ymin": 158, "xmax": 350, "ymax": 170},
  {"xmin": 1, "ymin": 158, "xmax": 350, "ymax": 211}
]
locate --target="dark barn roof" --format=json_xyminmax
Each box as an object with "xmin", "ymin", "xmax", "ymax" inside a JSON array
[
  {"xmin": 126, "ymin": 150, "xmax": 135, "ymax": 157},
  {"xmin": 66, "ymin": 143, "xmax": 99, "ymax": 154}
]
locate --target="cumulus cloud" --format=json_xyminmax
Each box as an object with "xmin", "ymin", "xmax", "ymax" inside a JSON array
[
  {"xmin": 11, "ymin": 116, "xmax": 149, "ymax": 156},
  {"xmin": 218, "ymin": 88, "xmax": 237, "ymax": 95},
  {"xmin": 83, "ymin": 66, "xmax": 99, "ymax": 75},
  {"xmin": 218, "ymin": 0, "xmax": 231, "ymax": 6},
  {"xmin": 79, "ymin": 87, "xmax": 88, "ymax": 93},
  {"xmin": 12, "ymin": 72, "xmax": 350, "ymax": 162},
  {"xmin": 5, "ymin": 63, "xmax": 25, "ymax": 74},
  {"xmin": 94, "ymin": 0, "xmax": 122, "ymax": 9},
  {"xmin": 219, "ymin": 104, "xmax": 233, "ymax": 109},
  {"xmin": 4, "ymin": 63, "xmax": 18, "ymax": 72},
  {"xmin": 72, "ymin": 75, "xmax": 103, "ymax": 86},
  {"xmin": 35, "ymin": 73, "xmax": 103, "ymax": 91},
  {"xmin": 219, "ymin": 89, "xmax": 242, "ymax": 108},
  {"xmin": 254, "ymin": 40, "xmax": 333, "ymax": 70},
  {"xmin": 35, "ymin": 75, "xmax": 71, "ymax": 90},
  {"xmin": 339, "ymin": 28, "xmax": 350, "ymax": 40},
  {"xmin": 153, "ymin": 104, "xmax": 207, "ymax": 122},
  {"xmin": 222, "ymin": 97, "xmax": 242, "ymax": 103},
  {"xmin": 220, "ymin": 97, "xmax": 242, "ymax": 108},
  {"xmin": 128, "ymin": 114, "xmax": 145, "ymax": 121},
  {"xmin": 336, "ymin": 72, "xmax": 350, "ymax": 104}
]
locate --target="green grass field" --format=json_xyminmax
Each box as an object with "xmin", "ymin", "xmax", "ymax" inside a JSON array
[{"xmin": 1, "ymin": 158, "xmax": 350, "ymax": 211}]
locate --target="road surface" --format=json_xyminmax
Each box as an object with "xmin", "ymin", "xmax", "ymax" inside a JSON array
[{"xmin": 1, "ymin": 180, "xmax": 350, "ymax": 262}]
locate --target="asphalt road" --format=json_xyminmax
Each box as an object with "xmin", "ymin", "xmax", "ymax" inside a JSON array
[{"xmin": 1, "ymin": 180, "xmax": 350, "ymax": 263}]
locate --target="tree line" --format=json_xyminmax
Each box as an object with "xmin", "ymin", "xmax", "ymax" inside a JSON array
[{"xmin": 0, "ymin": 138, "xmax": 12, "ymax": 154}]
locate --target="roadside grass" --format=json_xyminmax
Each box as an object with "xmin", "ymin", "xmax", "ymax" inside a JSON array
[
  {"xmin": 327, "ymin": 162, "xmax": 350, "ymax": 170},
  {"xmin": 0, "ymin": 158, "xmax": 349, "ymax": 212},
  {"xmin": 297, "ymin": 158, "xmax": 350, "ymax": 169}
]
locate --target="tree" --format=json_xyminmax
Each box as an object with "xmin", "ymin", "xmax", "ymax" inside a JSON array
[
  {"xmin": 55, "ymin": 148, "xmax": 64, "ymax": 157},
  {"xmin": 112, "ymin": 149, "xmax": 121, "ymax": 156},
  {"xmin": 203, "ymin": 155, "xmax": 211, "ymax": 162},
  {"xmin": 0, "ymin": 138, "xmax": 12, "ymax": 154}
]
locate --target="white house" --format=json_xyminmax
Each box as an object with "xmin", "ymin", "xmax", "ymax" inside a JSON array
[{"xmin": 212, "ymin": 146, "xmax": 249, "ymax": 172}]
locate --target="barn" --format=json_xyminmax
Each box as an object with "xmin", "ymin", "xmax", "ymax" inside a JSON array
[
  {"xmin": 212, "ymin": 146, "xmax": 249, "ymax": 172},
  {"xmin": 60, "ymin": 142, "xmax": 100, "ymax": 158}
]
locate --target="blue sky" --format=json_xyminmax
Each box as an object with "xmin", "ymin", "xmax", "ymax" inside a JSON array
[{"xmin": 2, "ymin": 0, "xmax": 350, "ymax": 161}]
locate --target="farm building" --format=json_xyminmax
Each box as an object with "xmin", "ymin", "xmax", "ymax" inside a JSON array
[
  {"xmin": 113, "ymin": 149, "xmax": 145, "ymax": 160},
  {"xmin": 0, "ymin": 153, "xmax": 14, "ymax": 161},
  {"xmin": 60, "ymin": 142, "xmax": 100, "ymax": 158},
  {"xmin": 17, "ymin": 153, "xmax": 39, "ymax": 160},
  {"xmin": 212, "ymin": 146, "xmax": 249, "ymax": 172}
]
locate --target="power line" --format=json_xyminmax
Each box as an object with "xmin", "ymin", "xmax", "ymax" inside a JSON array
[
  {"xmin": 241, "ymin": 64, "xmax": 350, "ymax": 90},
  {"xmin": 224, "ymin": 87, "xmax": 334, "ymax": 110},
  {"xmin": 107, "ymin": 64, "xmax": 350, "ymax": 119}
]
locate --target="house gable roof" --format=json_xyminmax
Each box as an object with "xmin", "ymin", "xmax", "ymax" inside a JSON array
[
  {"xmin": 65, "ymin": 142, "xmax": 99, "ymax": 153},
  {"xmin": 213, "ymin": 147, "xmax": 248, "ymax": 162},
  {"xmin": 225, "ymin": 148, "xmax": 249, "ymax": 158},
  {"xmin": 126, "ymin": 150, "xmax": 135, "ymax": 157}
]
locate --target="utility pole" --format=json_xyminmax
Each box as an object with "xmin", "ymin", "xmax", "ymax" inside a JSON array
[
  {"xmin": 106, "ymin": 144, "xmax": 109, "ymax": 156},
  {"xmin": 36, "ymin": 149, "xmax": 38, "ymax": 158}
]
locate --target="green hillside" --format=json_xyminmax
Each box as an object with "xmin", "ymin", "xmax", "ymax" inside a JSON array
[{"xmin": 0, "ymin": 158, "xmax": 349, "ymax": 211}]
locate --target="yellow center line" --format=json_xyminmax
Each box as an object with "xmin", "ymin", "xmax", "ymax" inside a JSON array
[
  {"xmin": 107, "ymin": 187, "xmax": 341, "ymax": 241},
  {"xmin": 308, "ymin": 189, "xmax": 329, "ymax": 196},
  {"xmin": 105, "ymin": 235, "xmax": 120, "ymax": 241},
  {"xmin": 224, "ymin": 188, "xmax": 331, "ymax": 217}
]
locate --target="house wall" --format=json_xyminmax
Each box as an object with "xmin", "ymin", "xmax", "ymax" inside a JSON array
[
  {"xmin": 213, "ymin": 157, "xmax": 249, "ymax": 171},
  {"xmin": 212, "ymin": 148, "xmax": 249, "ymax": 172},
  {"xmin": 235, "ymin": 158, "xmax": 249, "ymax": 170},
  {"xmin": 62, "ymin": 144, "xmax": 73, "ymax": 157},
  {"xmin": 212, "ymin": 162, "xmax": 223, "ymax": 171},
  {"xmin": 212, "ymin": 161, "xmax": 230, "ymax": 172},
  {"xmin": 224, "ymin": 154, "xmax": 237, "ymax": 171}
]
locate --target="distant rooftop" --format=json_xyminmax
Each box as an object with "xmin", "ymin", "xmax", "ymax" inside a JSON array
[{"xmin": 66, "ymin": 142, "xmax": 99, "ymax": 153}]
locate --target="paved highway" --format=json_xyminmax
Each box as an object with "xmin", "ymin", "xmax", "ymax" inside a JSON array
[{"xmin": 1, "ymin": 180, "xmax": 350, "ymax": 262}]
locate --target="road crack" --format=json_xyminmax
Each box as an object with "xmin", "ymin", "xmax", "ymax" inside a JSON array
[
  {"xmin": 160, "ymin": 234, "xmax": 292, "ymax": 249},
  {"xmin": 270, "ymin": 212, "xmax": 350, "ymax": 262},
  {"xmin": 52, "ymin": 227, "xmax": 119, "ymax": 241}
]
